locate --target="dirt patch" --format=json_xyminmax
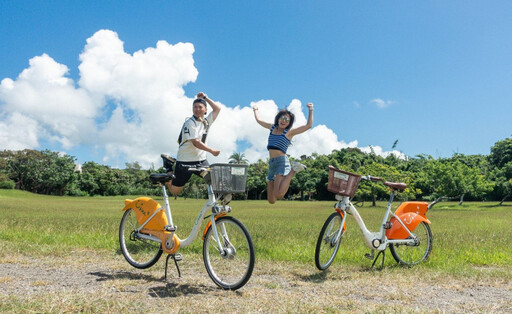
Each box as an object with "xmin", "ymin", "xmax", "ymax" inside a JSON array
[{"xmin": 1, "ymin": 252, "xmax": 511, "ymax": 312}]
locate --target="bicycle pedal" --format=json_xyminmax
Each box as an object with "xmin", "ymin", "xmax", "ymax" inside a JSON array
[
  {"xmin": 383, "ymin": 222, "xmax": 393, "ymax": 229},
  {"xmin": 164, "ymin": 225, "xmax": 177, "ymax": 232},
  {"xmin": 365, "ymin": 251, "xmax": 375, "ymax": 260},
  {"xmin": 173, "ymin": 253, "xmax": 183, "ymax": 262}
]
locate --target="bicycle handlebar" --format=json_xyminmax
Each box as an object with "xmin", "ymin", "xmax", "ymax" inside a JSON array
[
  {"xmin": 361, "ymin": 175, "xmax": 382, "ymax": 182},
  {"xmin": 187, "ymin": 167, "xmax": 209, "ymax": 172},
  {"xmin": 176, "ymin": 163, "xmax": 209, "ymax": 173},
  {"xmin": 361, "ymin": 175, "xmax": 407, "ymax": 191}
]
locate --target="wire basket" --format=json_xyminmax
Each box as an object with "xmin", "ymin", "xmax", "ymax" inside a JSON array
[
  {"xmin": 210, "ymin": 163, "xmax": 248, "ymax": 194},
  {"xmin": 327, "ymin": 166, "xmax": 361, "ymax": 197}
]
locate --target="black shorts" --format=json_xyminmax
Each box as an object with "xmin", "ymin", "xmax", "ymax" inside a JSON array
[{"xmin": 172, "ymin": 160, "xmax": 209, "ymax": 187}]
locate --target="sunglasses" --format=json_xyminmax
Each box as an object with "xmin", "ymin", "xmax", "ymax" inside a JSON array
[{"xmin": 279, "ymin": 116, "xmax": 290, "ymax": 122}]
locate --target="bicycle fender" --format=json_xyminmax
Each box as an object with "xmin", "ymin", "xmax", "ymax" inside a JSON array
[
  {"xmin": 386, "ymin": 201, "xmax": 430, "ymax": 239},
  {"xmin": 335, "ymin": 208, "xmax": 347, "ymax": 233},
  {"xmin": 386, "ymin": 213, "xmax": 431, "ymax": 240},
  {"xmin": 122, "ymin": 197, "xmax": 169, "ymax": 230},
  {"xmin": 393, "ymin": 201, "xmax": 429, "ymax": 217},
  {"xmin": 202, "ymin": 213, "xmax": 227, "ymax": 240}
]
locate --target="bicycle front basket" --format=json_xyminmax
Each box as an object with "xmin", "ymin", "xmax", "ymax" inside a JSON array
[
  {"xmin": 210, "ymin": 163, "xmax": 248, "ymax": 194},
  {"xmin": 327, "ymin": 166, "xmax": 361, "ymax": 197}
]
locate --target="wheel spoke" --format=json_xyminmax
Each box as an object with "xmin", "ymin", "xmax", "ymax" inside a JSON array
[
  {"xmin": 203, "ymin": 217, "xmax": 254, "ymax": 290},
  {"xmin": 119, "ymin": 209, "xmax": 162, "ymax": 269},
  {"xmin": 315, "ymin": 212, "xmax": 343, "ymax": 270},
  {"xmin": 390, "ymin": 222, "xmax": 433, "ymax": 266}
]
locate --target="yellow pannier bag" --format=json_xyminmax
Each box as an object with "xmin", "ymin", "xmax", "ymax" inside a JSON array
[{"xmin": 122, "ymin": 197, "xmax": 168, "ymax": 231}]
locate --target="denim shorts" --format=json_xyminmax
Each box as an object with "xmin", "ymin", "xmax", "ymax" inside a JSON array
[{"xmin": 267, "ymin": 155, "xmax": 291, "ymax": 181}]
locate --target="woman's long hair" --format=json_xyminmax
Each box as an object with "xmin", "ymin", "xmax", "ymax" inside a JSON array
[{"xmin": 273, "ymin": 109, "xmax": 295, "ymax": 129}]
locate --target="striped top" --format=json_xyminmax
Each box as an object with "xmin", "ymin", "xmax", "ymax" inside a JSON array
[{"xmin": 267, "ymin": 125, "xmax": 291, "ymax": 154}]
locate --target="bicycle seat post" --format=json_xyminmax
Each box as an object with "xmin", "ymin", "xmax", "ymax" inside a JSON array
[
  {"xmin": 205, "ymin": 178, "xmax": 218, "ymax": 205},
  {"xmin": 386, "ymin": 190, "xmax": 396, "ymax": 213},
  {"xmin": 161, "ymin": 183, "xmax": 174, "ymax": 228}
]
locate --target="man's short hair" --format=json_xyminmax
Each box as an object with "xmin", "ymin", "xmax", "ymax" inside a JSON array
[{"xmin": 193, "ymin": 98, "xmax": 207, "ymax": 107}]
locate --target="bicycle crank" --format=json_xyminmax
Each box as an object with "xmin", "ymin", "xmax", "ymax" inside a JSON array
[{"xmin": 163, "ymin": 233, "xmax": 180, "ymax": 254}]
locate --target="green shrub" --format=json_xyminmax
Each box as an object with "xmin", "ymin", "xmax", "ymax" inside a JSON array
[{"xmin": 0, "ymin": 180, "xmax": 15, "ymax": 189}]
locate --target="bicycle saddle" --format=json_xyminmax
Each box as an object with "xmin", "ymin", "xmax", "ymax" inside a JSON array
[
  {"xmin": 383, "ymin": 181, "xmax": 407, "ymax": 191},
  {"xmin": 149, "ymin": 173, "xmax": 175, "ymax": 184}
]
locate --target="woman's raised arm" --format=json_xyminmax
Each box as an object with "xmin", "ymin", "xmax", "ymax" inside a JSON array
[
  {"xmin": 288, "ymin": 103, "xmax": 314, "ymax": 137},
  {"xmin": 253, "ymin": 106, "xmax": 273, "ymax": 129}
]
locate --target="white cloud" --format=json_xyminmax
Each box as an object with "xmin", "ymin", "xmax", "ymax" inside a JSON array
[
  {"xmin": 359, "ymin": 145, "xmax": 407, "ymax": 160},
  {"xmin": 371, "ymin": 98, "xmax": 393, "ymax": 108},
  {"xmin": 77, "ymin": 30, "xmax": 201, "ymax": 167},
  {"xmin": 0, "ymin": 54, "xmax": 98, "ymax": 150},
  {"xmin": 0, "ymin": 29, "xmax": 405, "ymax": 168},
  {"xmin": 0, "ymin": 112, "xmax": 40, "ymax": 150}
]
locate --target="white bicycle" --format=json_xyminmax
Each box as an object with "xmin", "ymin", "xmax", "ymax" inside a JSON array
[
  {"xmin": 315, "ymin": 166, "xmax": 433, "ymax": 270},
  {"xmin": 119, "ymin": 163, "xmax": 255, "ymax": 290}
]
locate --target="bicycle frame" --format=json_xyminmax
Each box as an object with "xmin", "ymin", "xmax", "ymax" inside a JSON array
[
  {"xmin": 123, "ymin": 181, "xmax": 227, "ymax": 254},
  {"xmin": 334, "ymin": 190, "xmax": 422, "ymax": 251}
]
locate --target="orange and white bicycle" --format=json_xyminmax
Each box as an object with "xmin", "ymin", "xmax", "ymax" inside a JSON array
[
  {"xmin": 315, "ymin": 166, "xmax": 433, "ymax": 270},
  {"xmin": 119, "ymin": 163, "xmax": 254, "ymax": 290}
]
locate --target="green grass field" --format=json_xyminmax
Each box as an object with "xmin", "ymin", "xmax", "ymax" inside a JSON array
[{"xmin": 1, "ymin": 189, "xmax": 511, "ymax": 278}]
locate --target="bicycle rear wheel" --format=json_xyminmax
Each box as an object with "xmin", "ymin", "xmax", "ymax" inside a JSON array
[
  {"xmin": 203, "ymin": 216, "xmax": 255, "ymax": 290},
  {"xmin": 315, "ymin": 212, "xmax": 344, "ymax": 270},
  {"xmin": 389, "ymin": 221, "xmax": 433, "ymax": 266},
  {"xmin": 119, "ymin": 208, "xmax": 163, "ymax": 269}
]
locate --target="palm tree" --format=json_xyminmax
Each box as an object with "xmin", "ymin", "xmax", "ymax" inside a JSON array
[{"xmin": 229, "ymin": 152, "xmax": 248, "ymax": 164}]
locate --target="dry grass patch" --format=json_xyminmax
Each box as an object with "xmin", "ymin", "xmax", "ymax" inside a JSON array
[
  {"xmin": 0, "ymin": 276, "xmax": 13, "ymax": 284},
  {"xmin": 0, "ymin": 249, "xmax": 511, "ymax": 312},
  {"xmin": 30, "ymin": 280, "xmax": 51, "ymax": 287}
]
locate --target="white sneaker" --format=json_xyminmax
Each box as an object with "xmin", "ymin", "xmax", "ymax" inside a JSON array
[{"xmin": 291, "ymin": 161, "xmax": 306, "ymax": 173}]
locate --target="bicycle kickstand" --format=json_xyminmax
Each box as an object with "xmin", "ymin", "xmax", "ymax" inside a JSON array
[
  {"xmin": 164, "ymin": 253, "xmax": 183, "ymax": 281},
  {"xmin": 371, "ymin": 250, "xmax": 385, "ymax": 269}
]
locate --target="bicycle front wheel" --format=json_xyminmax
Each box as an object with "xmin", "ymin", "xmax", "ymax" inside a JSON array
[
  {"xmin": 203, "ymin": 216, "xmax": 255, "ymax": 290},
  {"xmin": 389, "ymin": 221, "xmax": 433, "ymax": 266},
  {"xmin": 315, "ymin": 212, "xmax": 344, "ymax": 270},
  {"xmin": 119, "ymin": 208, "xmax": 163, "ymax": 269}
]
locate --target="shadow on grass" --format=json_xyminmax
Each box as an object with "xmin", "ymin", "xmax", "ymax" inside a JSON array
[
  {"xmin": 359, "ymin": 260, "xmax": 407, "ymax": 273},
  {"xmin": 148, "ymin": 283, "xmax": 216, "ymax": 298},
  {"xmin": 89, "ymin": 270, "xmax": 220, "ymax": 297},
  {"xmin": 294, "ymin": 270, "xmax": 329, "ymax": 283},
  {"xmin": 89, "ymin": 270, "xmax": 160, "ymax": 283},
  {"xmin": 480, "ymin": 203, "xmax": 512, "ymax": 208}
]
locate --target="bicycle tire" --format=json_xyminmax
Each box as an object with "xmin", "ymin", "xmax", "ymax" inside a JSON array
[
  {"xmin": 389, "ymin": 221, "xmax": 433, "ymax": 266},
  {"xmin": 315, "ymin": 212, "xmax": 344, "ymax": 270},
  {"xmin": 119, "ymin": 208, "xmax": 163, "ymax": 269},
  {"xmin": 203, "ymin": 216, "xmax": 255, "ymax": 290}
]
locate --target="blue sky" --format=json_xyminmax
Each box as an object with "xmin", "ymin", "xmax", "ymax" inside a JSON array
[{"xmin": 1, "ymin": 1, "xmax": 511, "ymax": 168}]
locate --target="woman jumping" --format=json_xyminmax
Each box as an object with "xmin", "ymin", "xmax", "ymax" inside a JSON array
[{"xmin": 253, "ymin": 103, "xmax": 314, "ymax": 204}]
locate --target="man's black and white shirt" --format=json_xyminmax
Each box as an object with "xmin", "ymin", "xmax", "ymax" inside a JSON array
[{"xmin": 176, "ymin": 112, "xmax": 214, "ymax": 162}]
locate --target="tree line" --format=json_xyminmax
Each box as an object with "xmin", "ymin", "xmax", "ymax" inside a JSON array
[{"xmin": 1, "ymin": 137, "xmax": 511, "ymax": 204}]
